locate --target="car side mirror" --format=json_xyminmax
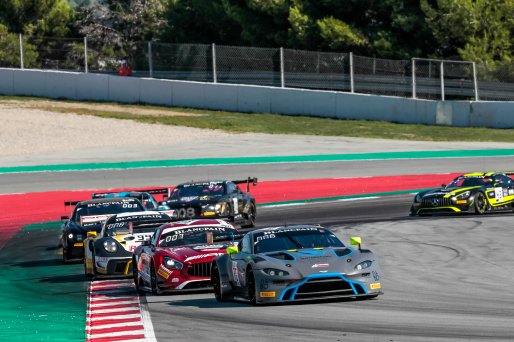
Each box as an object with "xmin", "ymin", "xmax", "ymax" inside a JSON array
[
  {"xmin": 441, "ymin": 184, "xmax": 446, "ymax": 188},
  {"xmin": 350, "ymin": 236, "xmax": 362, "ymax": 251},
  {"xmin": 226, "ymin": 246, "xmax": 239, "ymax": 255},
  {"xmin": 87, "ymin": 231, "xmax": 97, "ymax": 238}
]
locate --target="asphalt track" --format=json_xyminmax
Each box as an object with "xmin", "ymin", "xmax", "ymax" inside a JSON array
[{"xmin": 145, "ymin": 197, "xmax": 514, "ymax": 342}]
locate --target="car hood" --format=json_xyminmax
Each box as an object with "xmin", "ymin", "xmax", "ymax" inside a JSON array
[
  {"xmin": 420, "ymin": 186, "xmax": 480, "ymax": 198},
  {"xmin": 157, "ymin": 244, "xmax": 229, "ymax": 263},
  {"xmin": 165, "ymin": 196, "xmax": 221, "ymax": 207},
  {"xmin": 112, "ymin": 232, "xmax": 155, "ymax": 252},
  {"xmin": 260, "ymin": 247, "xmax": 371, "ymax": 277}
]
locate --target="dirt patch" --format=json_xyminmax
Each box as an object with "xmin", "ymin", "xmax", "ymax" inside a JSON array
[{"xmin": 0, "ymin": 99, "xmax": 203, "ymax": 117}]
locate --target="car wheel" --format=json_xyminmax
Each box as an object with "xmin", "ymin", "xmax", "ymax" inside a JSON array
[
  {"xmin": 242, "ymin": 203, "xmax": 256, "ymax": 228},
  {"xmin": 247, "ymin": 270, "xmax": 257, "ymax": 305},
  {"xmin": 212, "ymin": 264, "xmax": 225, "ymax": 302},
  {"xmin": 474, "ymin": 192, "xmax": 487, "ymax": 214},
  {"xmin": 150, "ymin": 263, "xmax": 162, "ymax": 295}
]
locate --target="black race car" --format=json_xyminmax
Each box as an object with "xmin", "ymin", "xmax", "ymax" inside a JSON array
[
  {"xmin": 60, "ymin": 197, "xmax": 146, "ymax": 262},
  {"xmin": 159, "ymin": 177, "xmax": 257, "ymax": 228},
  {"xmin": 410, "ymin": 172, "xmax": 514, "ymax": 215}
]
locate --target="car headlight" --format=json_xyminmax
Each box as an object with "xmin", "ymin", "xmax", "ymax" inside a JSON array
[
  {"xmin": 103, "ymin": 240, "xmax": 118, "ymax": 253},
  {"xmin": 456, "ymin": 191, "xmax": 471, "ymax": 200},
  {"xmin": 163, "ymin": 257, "xmax": 183, "ymax": 270},
  {"xmin": 68, "ymin": 233, "xmax": 74, "ymax": 239},
  {"xmin": 355, "ymin": 260, "xmax": 372, "ymax": 271},
  {"xmin": 262, "ymin": 268, "xmax": 289, "ymax": 277},
  {"xmin": 414, "ymin": 193, "xmax": 422, "ymax": 203},
  {"xmin": 203, "ymin": 204, "xmax": 223, "ymax": 213}
]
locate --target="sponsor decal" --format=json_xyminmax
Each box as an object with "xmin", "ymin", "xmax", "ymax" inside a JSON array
[
  {"xmin": 509, "ymin": 189, "xmax": 514, "ymax": 195},
  {"xmin": 157, "ymin": 267, "xmax": 170, "ymax": 280},
  {"xmin": 231, "ymin": 261, "xmax": 241, "ymax": 287},
  {"xmin": 312, "ymin": 263, "xmax": 329, "ymax": 268},
  {"xmin": 171, "ymin": 277, "xmax": 180, "ymax": 283},
  {"xmin": 372, "ymin": 270, "xmax": 380, "ymax": 281},
  {"xmin": 456, "ymin": 200, "xmax": 467, "ymax": 204},
  {"xmin": 180, "ymin": 196, "xmax": 198, "ymax": 202},
  {"xmin": 370, "ymin": 282, "xmax": 381, "ymax": 290},
  {"xmin": 95, "ymin": 256, "xmax": 108, "ymax": 262},
  {"xmin": 488, "ymin": 191, "xmax": 495, "ymax": 198},
  {"xmin": 495, "ymin": 187, "xmax": 503, "ymax": 202},
  {"xmin": 503, "ymin": 189, "xmax": 509, "ymax": 196},
  {"xmin": 259, "ymin": 291, "xmax": 276, "ymax": 298}
]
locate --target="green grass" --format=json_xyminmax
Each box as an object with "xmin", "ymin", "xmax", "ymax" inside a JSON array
[{"xmin": 3, "ymin": 95, "xmax": 514, "ymax": 142}]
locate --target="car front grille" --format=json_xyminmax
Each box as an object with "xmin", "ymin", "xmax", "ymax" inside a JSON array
[
  {"xmin": 421, "ymin": 197, "xmax": 452, "ymax": 208},
  {"xmin": 187, "ymin": 262, "xmax": 211, "ymax": 277},
  {"xmin": 283, "ymin": 277, "xmax": 365, "ymax": 300}
]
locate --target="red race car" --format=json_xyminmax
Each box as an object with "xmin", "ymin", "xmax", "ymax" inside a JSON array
[{"xmin": 133, "ymin": 219, "xmax": 241, "ymax": 294}]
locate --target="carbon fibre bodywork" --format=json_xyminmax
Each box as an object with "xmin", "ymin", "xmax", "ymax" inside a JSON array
[
  {"xmin": 410, "ymin": 172, "xmax": 514, "ymax": 215},
  {"xmin": 211, "ymin": 225, "xmax": 382, "ymax": 305}
]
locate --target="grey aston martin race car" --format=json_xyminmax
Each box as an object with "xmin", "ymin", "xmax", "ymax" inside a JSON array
[{"xmin": 211, "ymin": 225, "xmax": 382, "ymax": 305}]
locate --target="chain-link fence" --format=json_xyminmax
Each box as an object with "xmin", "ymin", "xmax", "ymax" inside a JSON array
[{"xmin": 1, "ymin": 34, "xmax": 514, "ymax": 101}]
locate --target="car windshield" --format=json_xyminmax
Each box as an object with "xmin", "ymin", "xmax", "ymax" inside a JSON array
[
  {"xmin": 104, "ymin": 222, "xmax": 157, "ymax": 236},
  {"xmin": 74, "ymin": 200, "xmax": 144, "ymax": 221},
  {"xmin": 447, "ymin": 176, "xmax": 491, "ymax": 188},
  {"xmin": 159, "ymin": 226, "xmax": 235, "ymax": 247},
  {"xmin": 169, "ymin": 183, "xmax": 225, "ymax": 199},
  {"xmin": 253, "ymin": 227, "xmax": 344, "ymax": 254}
]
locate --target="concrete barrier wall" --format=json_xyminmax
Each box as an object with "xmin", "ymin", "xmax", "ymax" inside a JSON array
[{"xmin": 1, "ymin": 68, "xmax": 513, "ymax": 128}]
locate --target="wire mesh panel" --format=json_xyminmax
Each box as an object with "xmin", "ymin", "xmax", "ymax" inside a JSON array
[
  {"xmin": 476, "ymin": 63, "xmax": 514, "ymax": 101},
  {"xmin": 216, "ymin": 45, "xmax": 280, "ymax": 86},
  {"xmin": 150, "ymin": 43, "xmax": 212, "ymax": 82},
  {"xmin": 0, "ymin": 32, "xmax": 23, "ymax": 68},
  {"xmin": 441, "ymin": 61, "xmax": 475, "ymax": 100},
  {"xmin": 413, "ymin": 59, "xmax": 443, "ymax": 100},
  {"xmin": 284, "ymin": 49, "xmax": 349, "ymax": 91},
  {"xmin": 353, "ymin": 55, "xmax": 411, "ymax": 97},
  {"xmin": 25, "ymin": 36, "xmax": 85, "ymax": 71}
]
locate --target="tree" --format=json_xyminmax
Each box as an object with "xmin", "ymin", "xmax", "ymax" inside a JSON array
[
  {"xmin": 0, "ymin": 24, "xmax": 38, "ymax": 68},
  {"xmin": 421, "ymin": 0, "xmax": 514, "ymax": 64},
  {"xmin": 0, "ymin": 0, "xmax": 73, "ymax": 37}
]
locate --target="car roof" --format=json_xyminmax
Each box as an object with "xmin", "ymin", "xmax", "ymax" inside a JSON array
[
  {"xmin": 78, "ymin": 197, "xmax": 140, "ymax": 205},
  {"xmin": 177, "ymin": 180, "xmax": 228, "ymax": 186}
]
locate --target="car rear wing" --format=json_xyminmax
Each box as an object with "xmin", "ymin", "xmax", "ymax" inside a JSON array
[
  {"xmin": 64, "ymin": 200, "xmax": 81, "ymax": 206},
  {"xmin": 233, "ymin": 177, "xmax": 258, "ymax": 192},
  {"xmin": 92, "ymin": 187, "xmax": 171, "ymax": 199}
]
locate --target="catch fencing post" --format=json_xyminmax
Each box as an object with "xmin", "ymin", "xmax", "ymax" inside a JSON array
[
  {"xmin": 472, "ymin": 62, "xmax": 479, "ymax": 101},
  {"xmin": 412, "ymin": 58, "xmax": 416, "ymax": 98},
  {"xmin": 440, "ymin": 61, "xmax": 445, "ymax": 101},
  {"xmin": 212, "ymin": 43, "xmax": 217, "ymax": 83},
  {"xmin": 349, "ymin": 52, "xmax": 354, "ymax": 93},
  {"xmin": 84, "ymin": 37, "xmax": 88, "ymax": 73},
  {"xmin": 19, "ymin": 33, "xmax": 24, "ymax": 69},
  {"xmin": 280, "ymin": 47, "xmax": 285, "ymax": 88},
  {"xmin": 148, "ymin": 42, "xmax": 153, "ymax": 78}
]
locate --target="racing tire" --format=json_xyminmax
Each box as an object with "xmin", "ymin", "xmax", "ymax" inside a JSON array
[
  {"xmin": 212, "ymin": 265, "xmax": 226, "ymax": 302},
  {"xmin": 247, "ymin": 270, "xmax": 257, "ymax": 306},
  {"xmin": 150, "ymin": 263, "xmax": 162, "ymax": 295},
  {"xmin": 474, "ymin": 192, "xmax": 487, "ymax": 215},
  {"xmin": 241, "ymin": 203, "xmax": 256, "ymax": 228}
]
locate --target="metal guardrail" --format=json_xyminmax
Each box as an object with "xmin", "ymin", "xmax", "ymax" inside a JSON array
[{"xmin": 1, "ymin": 35, "xmax": 513, "ymax": 102}]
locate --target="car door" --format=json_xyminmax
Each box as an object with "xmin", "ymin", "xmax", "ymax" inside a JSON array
[
  {"xmin": 226, "ymin": 182, "xmax": 245, "ymax": 218},
  {"xmin": 494, "ymin": 174, "xmax": 514, "ymax": 204},
  {"xmin": 228, "ymin": 233, "xmax": 252, "ymax": 291}
]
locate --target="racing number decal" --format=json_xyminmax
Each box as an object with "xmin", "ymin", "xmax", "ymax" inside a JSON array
[
  {"xmin": 231, "ymin": 261, "xmax": 241, "ymax": 287},
  {"xmin": 176, "ymin": 208, "xmax": 195, "ymax": 218},
  {"xmin": 494, "ymin": 187, "xmax": 503, "ymax": 203}
]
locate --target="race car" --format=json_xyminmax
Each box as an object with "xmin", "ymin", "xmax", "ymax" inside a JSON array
[
  {"xmin": 159, "ymin": 177, "xmax": 257, "ymax": 228},
  {"xmin": 61, "ymin": 197, "xmax": 146, "ymax": 262},
  {"xmin": 211, "ymin": 225, "xmax": 383, "ymax": 305},
  {"xmin": 92, "ymin": 188, "xmax": 170, "ymax": 210},
  {"xmin": 84, "ymin": 211, "xmax": 171, "ymax": 278},
  {"xmin": 133, "ymin": 219, "xmax": 242, "ymax": 294},
  {"xmin": 410, "ymin": 172, "xmax": 514, "ymax": 215}
]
